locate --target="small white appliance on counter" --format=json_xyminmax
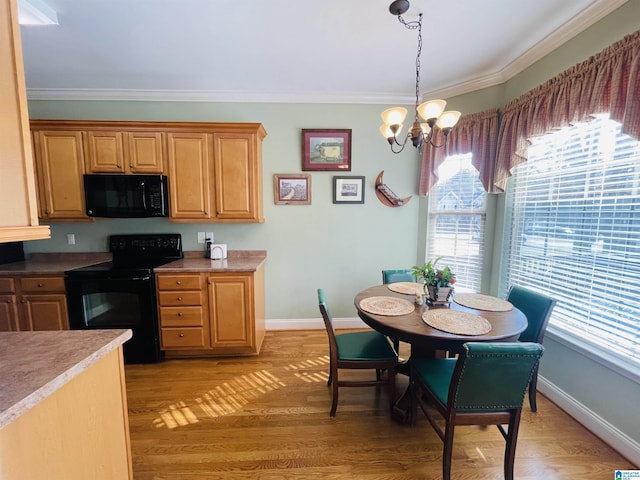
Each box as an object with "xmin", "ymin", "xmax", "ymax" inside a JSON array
[{"xmin": 210, "ymin": 243, "xmax": 228, "ymax": 260}]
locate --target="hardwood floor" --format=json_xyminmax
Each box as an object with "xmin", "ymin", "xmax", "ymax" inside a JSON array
[{"xmin": 125, "ymin": 330, "xmax": 634, "ymax": 479}]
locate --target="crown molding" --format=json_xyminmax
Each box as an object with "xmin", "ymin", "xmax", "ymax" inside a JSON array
[{"xmin": 25, "ymin": 88, "xmax": 415, "ymax": 105}]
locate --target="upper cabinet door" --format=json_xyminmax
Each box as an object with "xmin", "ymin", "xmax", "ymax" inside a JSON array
[
  {"xmin": 213, "ymin": 133, "xmax": 263, "ymax": 222},
  {"xmin": 166, "ymin": 133, "xmax": 212, "ymax": 220},
  {"xmin": 32, "ymin": 131, "xmax": 88, "ymax": 220},
  {"xmin": 0, "ymin": 0, "xmax": 50, "ymax": 242},
  {"xmin": 127, "ymin": 132, "xmax": 164, "ymax": 173},
  {"xmin": 84, "ymin": 131, "xmax": 126, "ymax": 173}
]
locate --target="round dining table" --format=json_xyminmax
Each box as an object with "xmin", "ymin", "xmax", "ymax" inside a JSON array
[{"xmin": 354, "ymin": 284, "xmax": 528, "ymax": 423}]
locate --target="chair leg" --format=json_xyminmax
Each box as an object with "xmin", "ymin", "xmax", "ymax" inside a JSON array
[
  {"xmin": 528, "ymin": 366, "xmax": 539, "ymax": 412},
  {"xmin": 442, "ymin": 420, "xmax": 456, "ymax": 480},
  {"xmin": 329, "ymin": 367, "xmax": 339, "ymax": 417},
  {"xmin": 503, "ymin": 411, "xmax": 521, "ymax": 480}
]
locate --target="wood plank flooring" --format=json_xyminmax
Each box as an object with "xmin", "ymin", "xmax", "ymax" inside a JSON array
[{"xmin": 125, "ymin": 330, "xmax": 635, "ymax": 479}]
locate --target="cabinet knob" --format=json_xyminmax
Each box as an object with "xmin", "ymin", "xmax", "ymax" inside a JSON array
[
  {"xmin": 38, "ymin": 283, "xmax": 44, "ymax": 287},
  {"xmin": 179, "ymin": 333, "xmax": 185, "ymax": 338},
  {"xmin": 177, "ymin": 296, "xmax": 182, "ymax": 301},
  {"xmin": 177, "ymin": 312, "xmax": 183, "ymax": 317},
  {"xmin": 130, "ymin": 164, "xmax": 134, "ymax": 169},
  {"xmin": 176, "ymin": 281, "xmax": 181, "ymax": 285}
]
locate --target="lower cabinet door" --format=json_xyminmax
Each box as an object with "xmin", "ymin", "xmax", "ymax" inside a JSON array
[
  {"xmin": 207, "ymin": 274, "xmax": 253, "ymax": 350},
  {"xmin": 22, "ymin": 294, "xmax": 69, "ymax": 330}
]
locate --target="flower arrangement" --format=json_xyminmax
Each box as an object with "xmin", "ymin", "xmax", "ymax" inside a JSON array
[{"xmin": 411, "ymin": 257, "xmax": 456, "ymax": 301}]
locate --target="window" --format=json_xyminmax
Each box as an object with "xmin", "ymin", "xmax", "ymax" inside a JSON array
[
  {"xmin": 501, "ymin": 115, "xmax": 640, "ymax": 369},
  {"xmin": 427, "ymin": 154, "xmax": 487, "ymax": 292}
]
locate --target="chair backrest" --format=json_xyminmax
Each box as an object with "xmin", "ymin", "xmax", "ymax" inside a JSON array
[
  {"xmin": 450, "ymin": 342, "xmax": 544, "ymax": 411},
  {"xmin": 382, "ymin": 269, "xmax": 415, "ymax": 284},
  {"xmin": 318, "ymin": 288, "xmax": 339, "ymax": 360},
  {"xmin": 507, "ymin": 286, "xmax": 557, "ymax": 343}
]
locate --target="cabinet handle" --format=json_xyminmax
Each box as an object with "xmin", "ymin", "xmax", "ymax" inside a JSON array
[
  {"xmin": 177, "ymin": 312, "xmax": 183, "ymax": 317},
  {"xmin": 179, "ymin": 333, "xmax": 185, "ymax": 338}
]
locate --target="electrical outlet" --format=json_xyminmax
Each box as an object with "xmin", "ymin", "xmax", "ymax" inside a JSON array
[
  {"xmin": 67, "ymin": 234, "xmax": 76, "ymax": 245},
  {"xmin": 197, "ymin": 232, "xmax": 206, "ymax": 244},
  {"xmin": 205, "ymin": 232, "xmax": 214, "ymax": 243}
]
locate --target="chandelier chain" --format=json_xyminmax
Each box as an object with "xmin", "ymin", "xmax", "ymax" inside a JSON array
[{"xmin": 398, "ymin": 13, "xmax": 423, "ymax": 125}]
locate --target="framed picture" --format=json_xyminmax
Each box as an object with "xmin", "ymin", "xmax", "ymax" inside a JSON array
[
  {"xmin": 333, "ymin": 176, "xmax": 365, "ymax": 204},
  {"xmin": 302, "ymin": 129, "xmax": 352, "ymax": 171},
  {"xmin": 273, "ymin": 174, "xmax": 311, "ymax": 205}
]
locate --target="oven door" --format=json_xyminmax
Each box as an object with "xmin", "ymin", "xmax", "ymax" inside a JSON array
[{"xmin": 65, "ymin": 275, "xmax": 163, "ymax": 363}]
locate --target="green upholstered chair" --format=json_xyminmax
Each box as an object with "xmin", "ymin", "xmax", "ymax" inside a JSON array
[
  {"xmin": 507, "ymin": 286, "xmax": 557, "ymax": 412},
  {"xmin": 381, "ymin": 269, "xmax": 416, "ymax": 284},
  {"xmin": 381, "ymin": 269, "xmax": 415, "ymax": 352},
  {"xmin": 411, "ymin": 342, "xmax": 544, "ymax": 480},
  {"xmin": 317, "ymin": 288, "xmax": 398, "ymax": 416}
]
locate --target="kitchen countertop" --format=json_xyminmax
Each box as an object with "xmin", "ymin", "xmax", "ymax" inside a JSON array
[
  {"xmin": 0, "ymin": 252, "xmax": 111, "ymax": 276},
  {"xmin": 155, "ymin": 250, "xmax": 267, "ymax": 273},
  {"xmin": 0, "ymin": 329, "xmax": 132, "ymax": 429}
]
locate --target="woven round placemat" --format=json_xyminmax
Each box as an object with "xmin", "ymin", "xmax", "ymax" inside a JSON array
[
  {"xmin": 453, "ymin": 293, "xmax": 513, "ymax": 312},
  {"xmin": 359, "ymin": 296, "xmax": 415, "ymax": 316},
  {"xmin": 387, "ymin": 282, "xmax": 424, "ymax": 295},
  {"xmin": 422, "ymin": 309, "xmax": 492, "ymax": 335}
]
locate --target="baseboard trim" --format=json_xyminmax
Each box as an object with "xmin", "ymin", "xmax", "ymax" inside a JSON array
[{"xmin": 538, "ymin": 376, "xmax": 640, "ymax": 467}]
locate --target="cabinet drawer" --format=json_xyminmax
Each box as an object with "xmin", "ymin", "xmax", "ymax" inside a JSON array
[
  {"xmin": 161, "ymin": 327, "xmax": 206, "ymax": 349},
  {"xmin": 159, "ymin": 306, "xmax": 203, "ymax": 327},
  {"xmin": 157, "ymin": 275, "xmax": 201, "ymax": 291},
  {"xmin": 0, "ymin": 278, "xmax": 15, "ymax": 293},
  {"xmin": 158, "ymin": 291, "xmax": 202, "ymax": 306},
  {"xmin": 20, "ymin": 277, "xmax": 65, "ymax": 293}
]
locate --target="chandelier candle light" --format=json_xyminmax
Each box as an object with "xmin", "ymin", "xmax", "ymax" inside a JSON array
[{"xmin": 380, "ymin": 0, "xmax": 461, "ymax": 153}]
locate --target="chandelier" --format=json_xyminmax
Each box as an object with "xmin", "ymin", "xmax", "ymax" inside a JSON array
[{"xmin": 380, "ymin": 0, "xmax": 461, "ymax": 154}]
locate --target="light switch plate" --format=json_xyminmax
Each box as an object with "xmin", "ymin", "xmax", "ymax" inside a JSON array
[{"xmin": 197, "ymin": 232, "xmax": 206, "ymax": 244}]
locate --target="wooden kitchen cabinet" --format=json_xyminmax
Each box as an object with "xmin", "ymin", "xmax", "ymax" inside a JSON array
[
  {"xmin": 155, "ymin": 262, "xmax": 265, "ymax": 357},
  {"xmin": 31, "ymin": 130, "xmax": 89, "ymax": 221},
  {"xmin": 0, "ymin": 295, "xmax": 19, "ymax": 331},
  {"xmin": 213, "ymin": 132, "xmax": 263, "ymax": 221},
  {"xmin": 0, "ymin": 275, "xmax": 69, "ymax": 331},
  {"xmin": 157, "ymin": 273, "xmax": 207, "ymax": 349},
  {"xmin": 84, "ymin": 130, "xmax": 164, "ymax": 173},
  {"xmin": 29, "ymin": 120, "xmax": 265, "ymax": 223},
  {"xmin": 207, "ymin": 273, "xmax": 255, "ymax": 352},
  {"xmin": 167, "ymin": 125, "xmax": 265, "ymax": 223},
  {"xmin": 166, "ymin": 133, "xmax": 212, "ymax": 220},
  {"xmin": 0, "ymin": 0, "xmax": 50, "ymax": 242}
]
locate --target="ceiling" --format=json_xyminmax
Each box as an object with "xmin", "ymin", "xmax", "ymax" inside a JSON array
[{"xmin": 18, "ymin": 0, "xmax": 627, "ymax": 104}]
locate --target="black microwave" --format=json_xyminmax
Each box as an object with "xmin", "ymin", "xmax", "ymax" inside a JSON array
[{"xmin": 84, "ymin": 174, "xmax": 169, "ymax": 218}]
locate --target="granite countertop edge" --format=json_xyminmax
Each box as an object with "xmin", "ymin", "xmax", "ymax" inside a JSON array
[
  {"xmin": 0, "ymin": 252, "xmax": 112, "ymax": 275},
  {"xmin": 155, "ymin": 250, "xmax": 267, "ymax": 273},
  {"xmin": 0, "ymin": 329, "xmax": 132, "ymax": 430}
]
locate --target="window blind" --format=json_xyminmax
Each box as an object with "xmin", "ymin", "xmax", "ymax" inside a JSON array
[
  {"xmin": 501, "ymin": 115, "xmax": 640, "ymax": 364},
  {"xmin": 427, "ymin": 154, "xmax": 486, "ymax": 293}
]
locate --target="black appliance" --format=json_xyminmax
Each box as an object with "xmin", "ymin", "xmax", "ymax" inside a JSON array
[
  {"xmin": 0, "ymin": 241, "xmax": 24, "ymax": 264},
  {"xmin": 84, "ymin": 174, "xmax": 169, "ymax": 218},
  {"xmin": 64, "ymin": 233, "xmax": 183, "ymax": 364}
]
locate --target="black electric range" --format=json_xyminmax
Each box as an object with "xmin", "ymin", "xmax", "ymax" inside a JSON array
[{"xmin": 64, "ymin": 233, "xmax": 183, "ymax": 363}]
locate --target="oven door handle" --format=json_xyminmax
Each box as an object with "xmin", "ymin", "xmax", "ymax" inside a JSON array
[{"xmin": 129, "ymin": 276, "xmax": 152, "ymax": 281}]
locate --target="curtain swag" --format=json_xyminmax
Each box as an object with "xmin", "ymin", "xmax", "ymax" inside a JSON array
[{"xmin": 419, "ymin": 28, "xmax": 640, "ymax": 195}]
